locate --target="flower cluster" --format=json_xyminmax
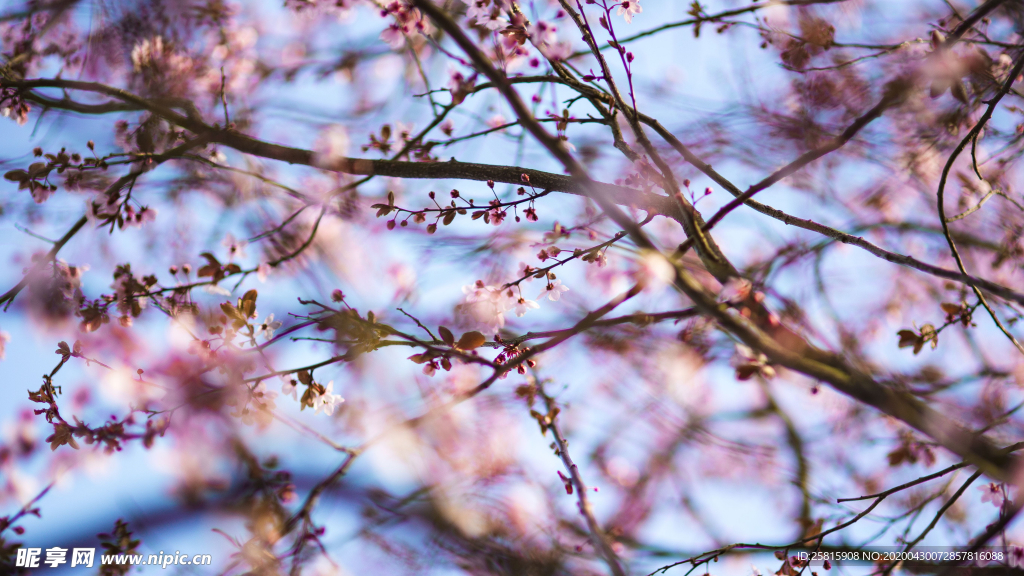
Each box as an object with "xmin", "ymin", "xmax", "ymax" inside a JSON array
[
  {"xmin": 493, "ymin": 337, "xmax": 537, "ymax": 377},
  {"xmin": 379, "ymin": 1, "xmax": 433, "ymax": 49},
  {"xmin": 281, "ymin": 372, "xmax": 345, "ymax": 416},
  {"xmin": 128, "ymin": 36, "xmax": 198, "ymax": 97},
  {"xmin": 466, "ymin": 0, "xmax": 511, "ymax": 30},
  {"xmin": 528, "ymin": 20, "xmax": 572, "ymax": 61},
  {"xmin": 457, "ymin": 276, "xmax": 569, "ymax": 334},
  {"xmin": 731, "ymin": 344, "xmax": 776, "ymax": 381}
]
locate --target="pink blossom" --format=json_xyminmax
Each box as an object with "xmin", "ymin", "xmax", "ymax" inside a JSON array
[
  {"xmin": 86, "ymin": 194, "xmax": 119, "ymax": 221},
  {"xmin": 204, "ymin": 284, "xmax": 231, "ymax": 296},
  {"xmin": 517, "ymin": 261, "xmax": 536, "ymax": 281},
  {"xmin": 488, "ymin": 207, "xmax": 506, "ymax": 226},
  {"xmin": 380, "ymin": 24, "xmax": 407, "ymax": 49},
  {"xmin": 55, "ymin": 260, "xmax": 87, "ymax": 300},
  {"xmin": 122, "ymin": 205, "xmax": 157, "ymax": 228},
  {"xmin": 256, "ymin": 262, "xmax": 271, "ymax": 282},
  {"xmin": 251, "ymin": 381, "xmax": 278, "ymax": 409},
  {"xmin": 538, "ymin": 280, "xmax": 569, "ymax": 301},
  {"xmin": 513, "ymin": 297, "xmax": 539, "ymax": 317},
  {"xmin": 447, "ymin": 69, "xmax": 477, "ymax": 105},
  {"xmin": 30, "ymin": 184, "xmax": 53, "ymax": 204},
  {"xmin": 528, "ymin": 21, "xmax": 558, "ymax": 45},
  {"xmin": 732, "ymin": 344, "xmax": 776, "ymax": 380},
  {"xmin": 0, "ymin": 329, "xmax": 9, "ymax": 361},
  {"xmin": 459, "ymin": 281, "xmax": 513, "ymax": 333},
  {"xmin": 281, "ymin": 377, "xmax": 298, "ymax": 400},
  {"xmin": 979, "ymin": 482, "xmax": 1005, "ymax": 507},
  {"xmin": 634, "ymin": 251, "xmax": 675, "ymax": 290},
  {"xmin": 476, "ymin": 9, "xmax": 508, "ymax": 30},
  {"xmin": 465, "ymin": 0, "xmax": 490, "ymax": 20},
  {"xmin": 1009, "ymin": 546, "xmax": 1024, "ymax": 568},
  {"xmin": 719, "ymin": 277, "xmax": 753, "ymax": 303},
  {"xmin": 222, "ymin": 233, "xmax": 248, "ymax": 261},
  {"xmin": 312, "ymin": 125, "xmax": 350, "ymax": 168},
  {"xmin": 256, "ymin": 314, "xmax": 282, "ymax": 339},
  {"xmin": 540, "ymin": 41, "xmax": 573, "ymax": 61},
  {"xmin": 137, "ymin": 206, "xmax": 157, "ymax": 225},
  {"xmin": 314, "ymin": 381, "xmax": 344, "ymax": 416},
  {"xmin": 616, "ymin": 0, "xmax": 642, "ymax": 23}
]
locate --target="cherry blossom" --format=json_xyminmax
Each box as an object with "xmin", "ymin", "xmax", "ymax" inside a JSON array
[
  {"xmin": 487, "ymin": 206, "xmax": 507, "ymax": 226},
  {"xmin": 30, "ymin": 185, "xmax": 53, "ymax": 204},
  {"xmin": 731, "ymin": 344, "xmax": 776, "ymax": 380},
  {"xmin": 539, "ymin": 41, "xmax": 572, "ymax": 61},
  {"xmin": 122, "ymin": 205, "xmax": 157, "ymax": 228},
  {"xmin": 513, "ymin": 297, "xmax": 540, "ymax": 317},
  {"xmin": 281, "ymin": 378, "xmax": 298, "ymax": 401},
  {"xmin": 256, "ymin": 263, "xmax": 271, "ymax": 283},
  {"xmin": 979, "ymin": 482, "xmax": 1005, "ymax": 507},
  {"xmin": 465, "ymin": 0, "xmax": 490, "ymax": 21},
  {"xmin": 718, "ymin": 277, "xmax": 753, "ymax": 304},
  {"xmin": 1009, "ymin": 546, "xmax": 1024, "ymax": 568},
  {"xmin": 529, "ymin": 21, "xmax": 558, "ymax": 46},
  {"xmin": 380, "ymin": 23, "xmax": 407, "ymax": 49},
  {"xmin": 312, "ymin": 125, "xmax": 350, "ymax": 168},
  {"xmin": 55, "ymin": 261, "xmax": 87, "ymax": 300},
  {"xmin": 222, "ymin": 233, "xmax": 248, "ymax": 261},
  {"xmin": 378, "ymin": 2, "xmax": 433, "ymax": 49},
  {"xmin": 635, "ymin": 251, "xmax": 676, "ymax": 290},
  {"xmin": 486, "ymin": 114, "xmax": 508, "ymax": 129},
  {"xmin": 616, "ymin": 0, "xmax": 642, "ymax": 24},
  {"xmin": 537, "ymin": 280, "xmax": 569, "ymax": 301},
  {"xmin": 255, "ymin": 314, "xmax": 282, "ymax": 339},
  {"xmin": 475, "ymin": 8, "xmax": 508, "ymax": 31},
  {"xmin": 517, "ymin": 261, "xmax": 536, "ymax": 280},
  {"xmin": 314, "ymin": 381, "xmax": 344, "ymax": 416},
  {"xmin": 251, "ymin": 381, "xmax": 278, "ymax": 409},
  {"xmin": 3, "ymin": 1, "xmax": 1024, "ymax": 573},
  {"xmin": 204, "ymin": 284, "xmax": 231, "ymax": 296},
  {"xmin": 86, "ymin": 194, "xmax": 119, "ymax": 221},
  {"xmin": 447, "ymin": 69, "xmax": 477, "ymax": 105},
  {"xmin": 459, "ymin": 281, "xmax": 514, "ymax": 333}
]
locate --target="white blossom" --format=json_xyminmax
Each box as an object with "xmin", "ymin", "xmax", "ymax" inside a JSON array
[
  {"xmin": 979, "ymin": 482, "xmax": 1005, "ymax": 508},
  {"xmin": 222, "ymin": 233, "xmax": 248, "ymax": 261},
  {"xmin": 315, "ymin": 381, "xmax": 345, "ymax": 416},
  {"xmin": 616, "ymin": 0, "xmax": 642, "ymax": 23},
  {"xmin": 538, "ymin": 280, "xmax": 569, "ymax": 301},
  {"xmin": 281, "ymin": 377, "xmax": 298, "ymax": 400},
  {"xmin": 513, "ymin": 297, "xmax": 539, "ymax": 317},
  {"xmin": 256, "ymin": 314, "xmax": 282, "ymax": 339}
]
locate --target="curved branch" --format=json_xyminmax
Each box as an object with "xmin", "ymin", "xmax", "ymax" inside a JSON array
[{"xmin": 935, "ymin": 50, "xmax": 1024, "ymax": 355}]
